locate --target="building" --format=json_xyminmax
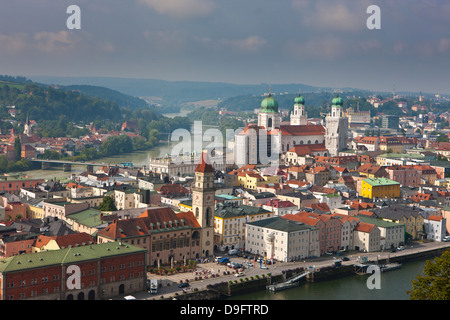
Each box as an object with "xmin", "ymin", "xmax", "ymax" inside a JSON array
[
  {"xmin": 0, "ymin": 241, "xmax": 146, "ymax": 300},
  {"xmin": 97, "ymin": 207, "xmax": 204, "ymax": 266},
  {"xmin": 372, "ymin": 204, "xmax": 426, "ymax": 240},
  {"xmin": 190, "ymin": 151, "xmax": 215, "ymax": 258},
  {"xmin": 0, "ymin": 179, "xmax": 44, "ymax": 196},
  {"xmin": 353, "ymin": 221, "xmax": 381, "ymax": 253},
  {"xmin": 325, "ymin": 95, "xmax": 349, "ymax": 157},
  {"xmin": 381, "ymin": 115, "xmax": 400, "ymax": 130},
  {"xmin": 245, "ymin": 217, "xmax": 320, "ymax": 262},
  {"xmin": 357, "ymin": 215, "xmax": 405, "ymax": 250},
  {"xmin": 385, "ymin": 165, "xmax": 421, "ymax": 187},
  {"xmin": 214, "ymin": 203, "xmax": 273, "ymax": 250},
  {"xmin": 356, "ymin": 163, "xmax": 388, "ymax": 179},
  {"xmin": 344, "ymin": 107, "xmax": 371, "ymax": 126},
  {"xmin": 234, "ymin": 93, "xmax": 328, "ymax": 167},
  {"xmin": 284, "ymin": 211, "xmax": 342, "ymax": 254},
  {"xmin": 360, "ymin": 178, "xmax": 401, "ymax": 199},
  {"xmin": 424, "ymin": 215, "xmax": 447, "ymax": 242}
]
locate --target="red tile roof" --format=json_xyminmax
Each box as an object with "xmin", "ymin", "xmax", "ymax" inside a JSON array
[{"xmin": 195, "ymin": 151, "xmax": 214, "ymax": 173}]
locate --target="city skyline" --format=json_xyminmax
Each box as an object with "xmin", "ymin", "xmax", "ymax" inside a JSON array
[{"xmin": 1, "ymin": 1, "xmax": 450, "ymax": 94}]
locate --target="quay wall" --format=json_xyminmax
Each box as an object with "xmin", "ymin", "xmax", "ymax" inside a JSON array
[{"xmin": 166, "ymin": 247, "xmax": 450, "ymax": 300}]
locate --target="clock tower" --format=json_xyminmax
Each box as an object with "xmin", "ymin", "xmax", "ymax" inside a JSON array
[{"xmin": 192, "ymin": 151, "xmax": 215, "ymax": 258}]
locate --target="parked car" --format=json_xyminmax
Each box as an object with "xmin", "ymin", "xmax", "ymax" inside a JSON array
[
  {"xmin": 443, "ymin": 236, "xmax": 450, "ymax": 242},
  {"xmin": 178, "ymin": 282, "xmax": 190, "ymax": 288},
  {"xmin": 235, "ymin": 272, "xmax": 245, "ymax": 277},
  {"xmin": 218, "ymin": 257, "xmax": 230, "ymax": 264},
  {"xmin": 397, "ymin": 246, "xmax": 405, "ymax": 251},
  {"xmin": 214, "ymin": 256, "xmax": 223, "ymax": 262},
  {"xmin": 228, "ymin": 249, "xmax": 239, "ymax": 255},
  {"xmin": 342, "ymin": 257, "xmax": 350, "ymax": 261}
]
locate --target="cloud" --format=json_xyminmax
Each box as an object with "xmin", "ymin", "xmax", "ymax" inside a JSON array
[
  {"xmin": 0, "ymin": 33, "xmax": 28, "ymax": 54},
  {"xmin": 292, "ymin": 0, "xmax": 372, "ymax": 32},
  {"xmin": 142, "ymin": 30, "xmax": 187, "ymax": 51},
  {"xmin": 136, "ymin": 0, "xmax": 215, "ymax": 19},
  {"xmin": 219, "ymin": 36, "xmax": 268, "ymax": 53},
  {"xmin": 33, "ymin": 30, "xmax": 79, "ymax": 53},
  {"xmin": 285, "ymin": 37, "xmax": 346, "ymax": 60}
]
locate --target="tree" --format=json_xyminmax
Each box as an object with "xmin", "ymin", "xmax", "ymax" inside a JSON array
[
  {"xmin": 408, "ymin": 250, "xmax": 450, "ymax": 300},
  {"xmin": 14, "ymin": 137, "xmax": 21, "ymax": 161},
  {"xmin": 436, "ymin": 133, "xmax": 449, "ymax": 143},
  {"xmin": 98, "ymin": 196, "xmax": 117, "ymax": 211}
]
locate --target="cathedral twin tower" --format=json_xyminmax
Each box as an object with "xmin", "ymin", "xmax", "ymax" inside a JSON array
[{"xmin": 234, "ymin": 91, "xmax": 349, "ymax": 166}]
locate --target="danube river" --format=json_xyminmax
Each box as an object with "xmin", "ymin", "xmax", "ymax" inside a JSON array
[{"xmin": 230, "ymin": 258, "xmax": 428, "ymax": 300}]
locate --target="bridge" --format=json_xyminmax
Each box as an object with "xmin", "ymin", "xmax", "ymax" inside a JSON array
[{"xmin": 30, "ymin": 159, "xmax": 112, "ymax": 172}]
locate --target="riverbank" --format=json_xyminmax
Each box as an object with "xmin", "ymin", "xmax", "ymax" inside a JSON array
[{"xmin": 116, "ymin": 241, "xmax": 450, "ymax": 300}]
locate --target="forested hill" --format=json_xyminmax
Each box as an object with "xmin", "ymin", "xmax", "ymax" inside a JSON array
[
  {"xmin": 0, "ymin": 78, "xmax": 126, "ymax": 123},
  {"xmin": 61, "ymin": 84, "xmax": 149, "ymax": 109}
]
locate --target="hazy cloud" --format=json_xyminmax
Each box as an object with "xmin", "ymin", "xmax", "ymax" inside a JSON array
[
  {"xmin": 33, "ymin": 30, "xmax": 78, "ymax": 53},
  {"xmin": 0, "ymin": 33, "xmax": 28, "ymax": 54},
  {"xmin": 219, "ymin": 36, "xmax": 268, "ymax": 53},
  {"xmin": 136, "ymin": 0, "xmax": 215, "ymax": 19}
]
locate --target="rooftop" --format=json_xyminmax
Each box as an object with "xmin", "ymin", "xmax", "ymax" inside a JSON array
[{"xmin": 363, "ymin": 177, "xmax": 400, "ymax": 187}]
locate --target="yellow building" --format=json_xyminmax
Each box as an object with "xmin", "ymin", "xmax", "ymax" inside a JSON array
[
  {"xmin": 360, "ymin": 178, "xmax": 400, "ymax": 199},
  {"xmin": 27, "ymin": 202, "xmax": 44, "ymax": 219},
  {"xmin": 236, "ymin": 172, "xmax": 279, "ymax": 190},
  {"xmin": 214, "ymin": 204, "xmax": 274, "ymax": 250}
]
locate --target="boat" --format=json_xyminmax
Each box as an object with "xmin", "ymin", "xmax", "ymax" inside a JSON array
[
  {"xmin": 354, "ymin": 262, "xmax": 402, "ymax": 275},
  {"xmin": 379, "ymin": 262, "xmax": 402, "ymax": 272},
  {"xmin": 267, "ymin": 271, "xmax": 310, "ymax": 292}
]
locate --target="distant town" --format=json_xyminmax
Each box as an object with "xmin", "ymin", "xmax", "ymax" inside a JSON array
[{"xmin": 1, "ymin": 77, "xmax": 450, "ymax": 301}]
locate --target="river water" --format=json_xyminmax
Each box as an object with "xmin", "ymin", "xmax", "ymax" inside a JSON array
[
  {"xmin": 19, "ymin": 119, "xmax": 223, "ymax": 181},
  {"xmin": 230, "ymin": 258, "xmax": 428, "ymax": 300}
]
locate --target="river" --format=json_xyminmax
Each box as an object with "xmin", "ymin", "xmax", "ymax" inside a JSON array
[
  {"xmin": 230, "ymin": 258, "xmax": 428, "ymax": 300},
  {"xmin": 18, "ymin": 120, "xmax": 224, "ymax": 181}
]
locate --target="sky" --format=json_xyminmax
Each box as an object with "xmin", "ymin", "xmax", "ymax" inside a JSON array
[{"xmin": 1, "ymin": 0, "xmax": 450, "ymax": 94}]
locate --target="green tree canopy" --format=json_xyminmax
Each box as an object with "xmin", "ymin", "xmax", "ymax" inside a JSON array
[
  {"xmin": 408, "ymin": 250, "xmax": 450, "ymax": 300},
  {"xmin": 98, "ymin": 196, "xmax": 117, "ymax": 211}
]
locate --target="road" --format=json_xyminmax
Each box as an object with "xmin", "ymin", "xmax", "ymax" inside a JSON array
[{"xmin": 114, "ymin": 241, "xmax": 450, "ymax": 300}]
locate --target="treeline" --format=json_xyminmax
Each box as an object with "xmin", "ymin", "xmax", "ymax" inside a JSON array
[
  {"xmin": 0, "ymin": 82, "xmax": 124, "ymax": 123},
  {"xmin": 186, "ymin": 107, "xmax": 245, "ymax": 137}
]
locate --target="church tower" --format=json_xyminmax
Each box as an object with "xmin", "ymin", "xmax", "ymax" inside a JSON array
[
  {"xmin": 258, "ymin": 90, "xmax": 281, "ymax": 131},
  {"xmin": 191, "ymin": 151, "xmax": 215, "ymax": 258},
  {"xmin": 290, "ymin": 91, "xmax": 308, "ymax": 126},
  {"xmin": 325, "ymin": 94, "xmax": 349, "ymax": 157}
]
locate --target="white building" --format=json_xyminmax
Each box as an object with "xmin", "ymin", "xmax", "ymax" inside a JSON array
[
  {"xmin": 424, "ymin": 215, "xmax": 447, "ymax": 242},
  {"xmin": 245, "ymin": 217, "xmax": 320, "ymax": 262},
  {"xmin": 358, "ymin": 215, "xmax": 405, "ymax": 250},
  {"xmin": 325, "ymin": 95, "xmax": 349, "ymax": 157},
  {"xmin": 353, "ymin": 221, "xmax": 381, "ymax": 253},
  {"xmin": 234, "ymin": 93, "xmax": 328, "ymax": 167}
]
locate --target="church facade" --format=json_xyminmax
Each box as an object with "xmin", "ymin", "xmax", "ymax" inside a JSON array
[{"xmin": 234, "ymin": 92, "xmax": 348, "ymax": 167}]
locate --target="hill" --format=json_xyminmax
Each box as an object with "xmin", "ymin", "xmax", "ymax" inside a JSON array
[
  {"xmin": 0, "ymin": 79, "xmax": 125, "ymax": 124},
  {"xmin": 29, "ymin": 76, "xmax": 329, "ymax": 104},
  {"xmin": 61, "ymin": 84, "xmax": 149, "ymax": 110}
]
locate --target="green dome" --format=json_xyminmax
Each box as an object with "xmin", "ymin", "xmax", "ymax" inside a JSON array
[
  {"xmin": 260, "ymin": 94, "xmax": 279, "ymax": 113},
  {"xmin": 331, "ymin": 95, "xmax": 343, "ymax": 106},
  {"xmin": 294, "ymin": 94, "xmax": 305, "ymax": 105}
]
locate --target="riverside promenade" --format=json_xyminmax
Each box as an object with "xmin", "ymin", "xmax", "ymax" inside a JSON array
[{"xmin": 114, "ymin": 241, "xmax": 450, "ymax": 300}]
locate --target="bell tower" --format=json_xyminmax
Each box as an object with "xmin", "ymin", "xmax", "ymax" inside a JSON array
[
  {"xmin": 191, "ymin": 151, "xmax": 215, "ymax": 258},
  {"xmin": 325, "ymin": 94, "xmax": 349, "ymax": 157},
  {"xmin": 290, "ymin": 90, "xmax": 308, "ymax": 126}
]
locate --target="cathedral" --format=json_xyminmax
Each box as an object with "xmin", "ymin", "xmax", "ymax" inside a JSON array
[{"xmin": 234, "ymin": 91, "xmax": 348, "ymax": 167}]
